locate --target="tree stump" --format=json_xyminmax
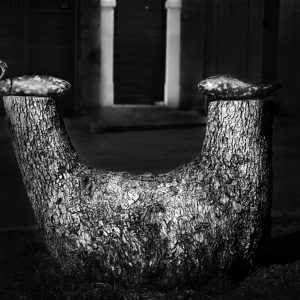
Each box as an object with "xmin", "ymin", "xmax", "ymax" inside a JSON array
[{"xmin": 3, "ymin": 75, "xmax": 279, "ymax": 290}]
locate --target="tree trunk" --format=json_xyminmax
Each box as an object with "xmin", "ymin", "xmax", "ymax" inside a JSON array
[{"xmin": 3, "ymin": 95, "xmax": 272, "ymax": 290}]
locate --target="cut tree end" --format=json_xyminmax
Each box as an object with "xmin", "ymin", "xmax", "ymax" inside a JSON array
[
  {"xmin": 198, "ymin": 75, "xmax": 281, "ymax": 100},
  {"xmin": 0, "ymin": 59, "xmax": 70, "ymax": 98},
  {"xmin": 0, "ymin": 75, "xmax": 71, "ymax": 98}
]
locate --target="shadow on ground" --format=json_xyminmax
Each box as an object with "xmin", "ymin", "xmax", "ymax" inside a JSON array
[
  {"xmin": 268, "ymin": 231, "xmax": 300, "ymax": 265},
  {"xmin": 1, "ymin": 215, "xmax": 300, "ymax": 300}
]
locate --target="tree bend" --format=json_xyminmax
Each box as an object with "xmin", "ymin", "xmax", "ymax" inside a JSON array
[{"xmin": 3, "ymin": 74, "xmax": 279, "ymax": 289}]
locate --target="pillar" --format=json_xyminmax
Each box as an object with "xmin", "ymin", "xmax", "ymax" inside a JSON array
[
  {"xmin": 100, "ymin": 0, "xmax": 116, "ymax": 106},
  {"xmin": 164, "ymin": 0, "xmax": 182, "ymax": 109}
]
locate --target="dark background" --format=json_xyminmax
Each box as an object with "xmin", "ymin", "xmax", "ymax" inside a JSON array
[{"xmin": 0, "ymin": 0, "xmax": 299, "ymax": 115}]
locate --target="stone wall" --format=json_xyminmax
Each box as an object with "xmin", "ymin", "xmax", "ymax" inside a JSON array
[
  {"xmin": 277, "ymin": 0, "xmax": 300, "ymax": 115},
  {"xmin": 180, "ymin": 0, "xmax": 208, "ymax": 110},
  {"xmin": 180, "ymin": 0, "xmax": 265, "ymax": 111},
  {"xmin": 76, "ymin": 0, "xmax": 101, "ymax": 113}
]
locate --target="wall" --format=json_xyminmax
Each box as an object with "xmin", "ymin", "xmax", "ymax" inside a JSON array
[
  {"xmin": 277, "ymin": 0, "xmax": 300, "ymax": 116},
  {"xmin": 180, "ymin": 0, "xmax": 265, "ymax": 110},
  {"xmin": 76, "ymin": 0, "xmax": 101, "ymax": 113},
  {"xmin": 180, "ymin": 0, "xmax": 208, "ymax": 109},
  {"xmin": 77, "ymin": 0, "xmax": 274, "ymax": 112},
  {"xmin": 0, "ymin": 0, "xmax": 76, "ymax": 116}
]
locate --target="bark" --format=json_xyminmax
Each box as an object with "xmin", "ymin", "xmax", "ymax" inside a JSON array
[{"xmin": 3, "ymin": 95, "xmax": 272, "ymax": 289}]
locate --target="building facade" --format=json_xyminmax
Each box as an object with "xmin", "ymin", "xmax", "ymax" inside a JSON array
[
  {"xmin": 1, "ymin": 0, "xmax": 299, "ymax": 116},
  {"xmin": 79, "ymin": 0, "xmax": 268, "ymax": 113}
]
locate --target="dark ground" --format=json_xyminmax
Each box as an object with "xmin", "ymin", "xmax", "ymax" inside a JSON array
[
  {"xmin": 0, "ymin": 114, "xmax": 300, "ymax": 299},
  {"xmin": 1, "ymin": 215, "xmax": 300, "ymax": 299}
]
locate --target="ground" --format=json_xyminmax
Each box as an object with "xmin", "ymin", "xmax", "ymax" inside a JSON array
[{"xmin": 1, "ymin": 214, "xmax": 300, "ymax": 299}]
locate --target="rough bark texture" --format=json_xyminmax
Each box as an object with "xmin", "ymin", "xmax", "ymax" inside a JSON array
[{"xmin": 4, "ymin": 96, "xmax": 272, "ymax": 290}]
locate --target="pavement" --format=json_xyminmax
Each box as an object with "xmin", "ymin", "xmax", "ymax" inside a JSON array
[
  {"xmin": 0, "ymin": 114, "xmax": 300, "ymax": 229},
  {"xmin": 89, "ymin": 105, "xmax": 206, "ymax": 132}
]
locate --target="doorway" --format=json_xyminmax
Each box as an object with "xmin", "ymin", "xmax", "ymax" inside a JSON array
[{"xmin": 114, "ymin": 0, "xmax": 166, "ymax": 105}]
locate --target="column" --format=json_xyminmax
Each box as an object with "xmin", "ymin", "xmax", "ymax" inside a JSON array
[
  {"xmin": 100, "ymin": 0, "xmax": 116, "ymax": 106},
  {"xmin": 164, "ymin": 0, "xmax": 182, "ymax": 109}
]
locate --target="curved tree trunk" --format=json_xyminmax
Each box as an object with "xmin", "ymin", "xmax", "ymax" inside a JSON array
[{"xmin": 4, "ymin": 96, "xmax": 272, "ymax": 290}]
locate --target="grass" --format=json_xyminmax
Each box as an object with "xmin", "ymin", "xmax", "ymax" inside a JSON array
[{"xmin": 1, "ymin": 214, "xmax": 300, "ymax": 300}]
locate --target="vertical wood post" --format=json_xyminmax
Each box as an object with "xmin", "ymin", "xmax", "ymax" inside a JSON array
[
  {"xmin": 164, "ymin": 0, "xmax": 182, "ymax": 109},
  {"xmin": 100, "ymin": 0, "xmax": 116, "ymax": 107}
]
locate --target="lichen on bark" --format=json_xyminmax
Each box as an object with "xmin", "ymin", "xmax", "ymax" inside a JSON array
[{"xmin": 4, "ymin": 95, "xmax": 273, "ymax": 290}]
